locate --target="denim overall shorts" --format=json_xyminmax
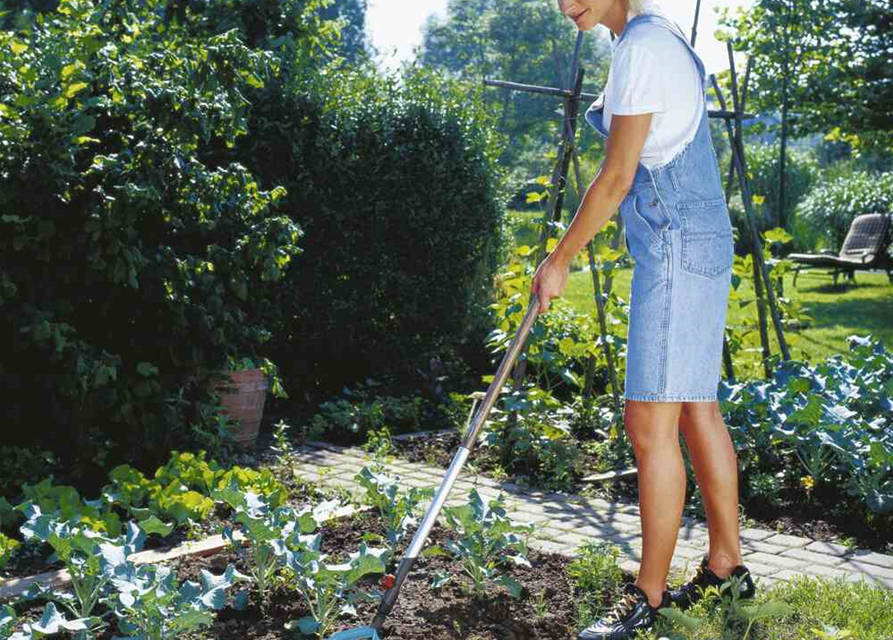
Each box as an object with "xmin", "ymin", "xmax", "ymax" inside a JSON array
[{"xmin": 585, "ymin": 13, "xmax": 734, "ymax": 402}]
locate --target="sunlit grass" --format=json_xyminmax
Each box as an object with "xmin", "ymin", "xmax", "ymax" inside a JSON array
[
  {"xmin": 561, "ymin": 262, "xmax": 892, "ymax": 377},
  {"xmin": 642, "ymin": 574, "xmax": 893, "ymax": 640}
]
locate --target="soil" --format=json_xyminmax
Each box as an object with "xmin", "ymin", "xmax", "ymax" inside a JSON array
[
  {"xmin": 391, "ymin": 431, "xmax": 893, "ymax": 554},
  {"xmin": 154, "ymin": 510, "xmax": 607, "ymax": 640}
]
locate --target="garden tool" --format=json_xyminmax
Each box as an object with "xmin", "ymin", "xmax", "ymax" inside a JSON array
[{"xmin": 327, "ymin": 292, "xmax": 542, "ymax": 640}]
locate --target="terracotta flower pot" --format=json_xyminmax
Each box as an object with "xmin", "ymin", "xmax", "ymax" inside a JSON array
[{"xmin": 216, "ymin": 368, "xmax": 269, "ymax": 448}]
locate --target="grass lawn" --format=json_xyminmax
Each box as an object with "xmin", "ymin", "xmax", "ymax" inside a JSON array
[{"xmin": 561, "ymin": 262, "xmax": 893, "ymax": 374}]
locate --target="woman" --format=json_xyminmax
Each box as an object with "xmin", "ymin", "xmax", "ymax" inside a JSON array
[{"xmin": 532, "ymin": 1, "xmax": 757, "ymax": 639}]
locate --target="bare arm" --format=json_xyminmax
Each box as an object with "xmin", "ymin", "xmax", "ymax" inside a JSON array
[{"xmin": 531, "ymin": 111, "xmax": 654, "ymax": 313}]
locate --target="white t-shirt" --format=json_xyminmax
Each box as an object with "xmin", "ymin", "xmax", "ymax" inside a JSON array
[{"xmin": 602, "ymin": 6, "xmax": 703, "ymax": 169}]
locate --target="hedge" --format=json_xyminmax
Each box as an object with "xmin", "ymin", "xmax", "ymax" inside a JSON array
[
  {"xmin": 235, "ymin": 64, "xmax": 512, "ymax": 398},
  {"xmin": 0, "ymin": 0, "xmax": 304, "ymax": 473}
]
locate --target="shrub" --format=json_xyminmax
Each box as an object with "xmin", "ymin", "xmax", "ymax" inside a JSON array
[
  {"xmin": 792, "ymin": 170, "xmax": 893, "ymax": 254},
  {"xmin": 235, "ymin": 63, "xmax": 511, "ymax": 398},
  {"xmin": 0, "ymin": 1, "xmax": 302, "ymax": 470},
  {"xmin": 723, "ymin": 143, "xmax": 821, "ymax": 254}
]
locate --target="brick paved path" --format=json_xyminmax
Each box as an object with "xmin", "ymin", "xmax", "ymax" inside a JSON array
[{"xmin": 293, "ymin": 441, "xmax": 893, "ymax": 591}]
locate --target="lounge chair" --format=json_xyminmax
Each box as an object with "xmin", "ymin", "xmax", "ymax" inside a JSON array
[{"xmin": 788, "ymin": 213, "xmax": 893, "ymax": 286}]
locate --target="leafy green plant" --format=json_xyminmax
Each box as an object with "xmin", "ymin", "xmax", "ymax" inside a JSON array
[
  {"xmin": 17, "ymin": 506, "xmax": 149, "ymax": 637},
  {"xmin": 309, "ymin": 383, "xmax": 425, "ymax": 443},
  {"xmin": 215, "ymin": 487, "xmax": 339, "ymax": 606},
  {"xmin": 721, "ymin": 335, "xmax": 893, "ymax": 520},
  {"xmin": 4, "ymin": 603, "xmax": 89, "ymax": 640},
  {"xmin": 108, "ymin": 562, "xmax": 244, "ymax": 640},
  {"xmin": 19, "ymin": 480, "xmax": 120, "ymax": 535},
  {"xmin": 0, "ymin": 0, "xmax": 302, "ymax": 472},
  {"xmin": 105, "ymin": 450, "xmax": 287, "ymax": 528},
  {"xmin": 428, "ymin": 489, "xmax": 534, "ymax": 598},
  {"xmin": 479, "ymin": 382, "xmax": 581, "ymax": 492},
  {"xmin": 0, "ymin": 533, "xmax": 20, "ymax": 571},
  {"xmin": 284, "ymin": 542, "xmax": 387, "ymax": 638},
  {"xmin": 567, "ymin": 540, "xmax": 624, "ymax": 596},
  {"xmin": 0, "ymin": 605, "xmax": 16, "ymax": 639},
  {"xmin": 0, "ymin": 447, "xmax": 57, "ymax": 501},
  {"xmin": 354, "ymin": 466, "xmax": 434, "ymax": 565},
  {"xmin": 361, "ymin": 425, "xmax": 394, "ymax": 471},
  {"xmin": 659, "ymin": 573, "xmax": 794, "ymax": 640}
]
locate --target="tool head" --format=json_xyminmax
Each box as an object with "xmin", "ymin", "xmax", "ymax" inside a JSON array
[{"xmin": 326, "ymin": 626, "xmax": 381, "ymax": 640}]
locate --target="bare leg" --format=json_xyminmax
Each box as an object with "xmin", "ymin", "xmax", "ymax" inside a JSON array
[
  {"xmin": 625, "ymin": 399, "xmax": 685, "ymax": 607},
  {"xmin": 679, "ymin": 400, "xmax": 743, "ymax": 577}
]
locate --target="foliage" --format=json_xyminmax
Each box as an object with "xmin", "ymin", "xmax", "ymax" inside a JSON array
[
  {"xmin": 419, "ymin": 0, "xmax": 611, "ymax": 191},
  {"xmin": 488, "ymin": 238, "xmax": 629, "ymax": 401},
  {"xmin": 18, "ymin": 507, "xmax": 147, "ymax": 631},
  {"xmin": 721, "ymin": 335, "xmax": 893, "ymax": 518},
  {"xmin": 724, "ymin": 227, "xmax": 812, "ymax": 379},
  {"xmin": 428, "ymin": 489, "xmax": 534, "ymax": 598},
  {"xmin": 0, "ymin": 0, "xmax": 302, "ymax": 471},
  {"xmin": 476, "ymin": 381, "xmax": 581, "ymax": 492},
  {"xmin": 0, "ymin": 533, "xmax": 19, "ymax": 571},
  {"xmin": 355, "ymin": 466, "xmax": 434, "ymax": 565},
  {"xmin": 5, "ymin": 603, "xmax": 89, "ymax": 640},
  {"xmin": 284, "ymin": 541, "xmax": 387, "ymax": 638},
  {"xmin": 718, "ymin": 0, "xmax": 892, "ymax": 155},
  {"xmin": 0, "ymin": 448, "xmax": 57, "ymax": 501},
  {"xmin": 566, "ymin": 540, "xmax": 624, "ymax": 596},
  {"xmin": 237, "ymin": 61, "xmax": 509, "ymax": 398},
  {"xmin": 308, "ymin": 382, "xmax": 425, "ymax": 443},
  {"xmin": 106, "ymin": 450, "xmax": 286, "ymax": 527},
  {"xmin": 108, "ymin": 562, "xmax": 243, "ymax": 640},
  {"xmin": 792, "ymin": 171, "xmax": 893, "ymax": 254},
  {"xmin": 20, "ymin": 480, "xmax": 120, "ymax": 535},
  {"xmin": 659, "ymin": 573, "xmax": 794, "ymax": 640},
  {"xmin": 320, "ymin": 0, "xmax": 370, "ymax": 62},
  {"xmin": 723, "ymin": 143, "xmax": 821, "ymax": 247},
  {"xmin": 215, "ymin": 487, "xmax": 338, "ymax": 605}
]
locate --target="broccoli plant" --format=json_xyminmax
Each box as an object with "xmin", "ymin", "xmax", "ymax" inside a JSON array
[
  {"xmin": 354, "ymin": 466, "xmax": 434, "ymax": 565},
  {"xmin": 1, "ymin": 606, "xmax": 16, "ymax": 640},
  {"xmin": 214, "ymin": 485, "xmax": 341, "ymax": 606},
  {"xmin": 285, "ymin": 542, "xmax": 387, "ymax": 639},
  {"xmin": 19, "ymin": 505, "xmax": 144, "ymax": 632},
  {"xmin": 108, "ymin": 562, "xmax": 243, "ymax": 640},
  {"xmin": 428, "ymin": 489, "xmax": 534, "ymax": 598},
  {"xmin": 6, "ymin": 603, "xmax": 90, "ymax": 640}
]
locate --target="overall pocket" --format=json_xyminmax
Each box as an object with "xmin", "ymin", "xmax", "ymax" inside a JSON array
[
  {"xmin": 630, "ymin": 190, "xmax": 669, "ymax": 250},
  {"xmin": 677, "ymin": 198, "xmax": 734, "ymax": 278}
]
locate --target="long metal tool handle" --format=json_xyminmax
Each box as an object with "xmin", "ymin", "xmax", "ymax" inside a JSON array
[{"xmin": 370, "ymin": 292, "xmax": 541, "ymax": 631}]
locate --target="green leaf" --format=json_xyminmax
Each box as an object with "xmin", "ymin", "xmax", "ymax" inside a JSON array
[
  {"xmin": 736, "ymin": 601, "xmax": 794, "ymax": 620},
  {"xmin": 658, "ymin": 606, "xmax": 703, "ymax": 631},
  {"xmin": 63, "ymin": 82, "xmax": 88, "ymax": 99},
  {"xmin": 497, "ymin": 574, "xmax": 523, "ymax": 598},
  {"xmin": 136, "ymin": 362, "xmax": 159, "ymax": 377},
  {"xmin": 420, "ymin": 545, "xmax": 448, "ymax": 557},
  {"xmin": 137, "ymin": 515, "xmax": 173, "ymax": 537}
]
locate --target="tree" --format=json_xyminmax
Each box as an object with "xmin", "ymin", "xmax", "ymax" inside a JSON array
[
  {"xmin": 719, "ymin": 0, "xmax": 892, "ymax": 182},
  {"xmin": 419, "ymin": 0, "xmax": 611, "ymax": 195},
  {"xmin": 320, "ymin": 0, "xmax": 370, "ymax": 62}
]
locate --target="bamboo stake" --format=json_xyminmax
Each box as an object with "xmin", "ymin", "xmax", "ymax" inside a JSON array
[{"xmin": 571, "ymin": 148, "xmax": 622, "ymax": 414}]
